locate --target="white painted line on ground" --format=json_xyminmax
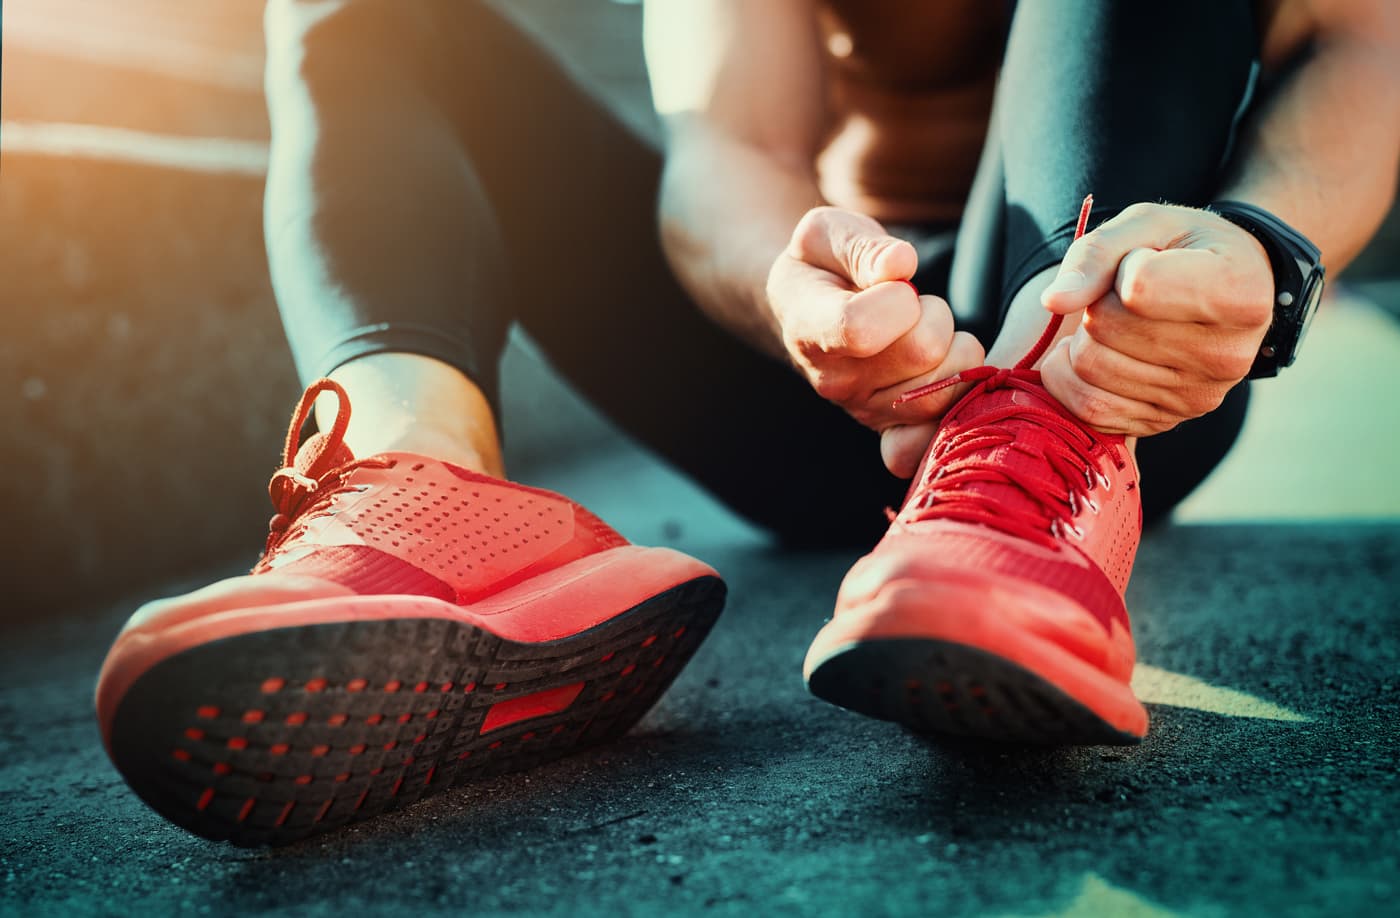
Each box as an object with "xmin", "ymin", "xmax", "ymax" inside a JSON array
[
  {"xmin": 1133, "ymin": 663, "xmax": 1311, "ymax": 723},
  {"xmin": 1, "ymin": 122, "xmax": 269, "ymax": 176}
]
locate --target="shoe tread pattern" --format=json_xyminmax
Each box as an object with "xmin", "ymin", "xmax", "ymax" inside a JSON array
[
  {"xmin": 807, "ymin": 638, "xmax": 1141, "ymax": 746},
  {"xmin": 109, "ymin": 577, "xmax": 725, "ymax": 846}
]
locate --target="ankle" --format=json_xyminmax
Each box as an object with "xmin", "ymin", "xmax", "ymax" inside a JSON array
[
  {"xmin": 349, "ymin": 424, "xmax": 502, "ymax": 477},
  {"xmin": 316, "ymin": 353, "xmax": 506, "ymax": 478},
  {"xmin": 985, "ymin": 264, "xmax": 1079, "ymax": 368}
]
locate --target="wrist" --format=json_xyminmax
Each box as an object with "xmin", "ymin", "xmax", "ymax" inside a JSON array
[{"xmin": 1207, "ymin": 200, "xmax": 1327, "ymax": 378}]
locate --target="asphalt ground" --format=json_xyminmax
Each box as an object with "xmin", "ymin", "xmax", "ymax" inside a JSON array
[{"xmin": 2, "ymin": 358, "xmax": 1398, "ymax": 916}]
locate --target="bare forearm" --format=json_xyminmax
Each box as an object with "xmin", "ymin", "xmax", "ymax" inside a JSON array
[
  {"xmin": 657, "ymin": 121, "xmax": 824, "ymax": 360},
  {"xmin": 1222, "ymin": 28, "xmax": 1400, "ymax": 271}
]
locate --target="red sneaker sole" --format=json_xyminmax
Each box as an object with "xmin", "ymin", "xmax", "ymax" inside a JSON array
[
  {"xmin": 806, "ymin": 637, "xmax": 1143, "ymax": 746},
  {"xmin": 804, "ymin": 574, "xmax": 1146, "ymax": 745},
  {"xmin": 104, "ymin": 576, "xmax": 724, "ymax": 846}
]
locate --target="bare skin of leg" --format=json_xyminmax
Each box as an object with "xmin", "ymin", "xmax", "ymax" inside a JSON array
[
  {"xmin": 985, "ymin": 264, "xmax": 1138, "ymax": 458},
  {"xmin": 312, "ymin": 352, "xmax": 505, "ymax": 479}
]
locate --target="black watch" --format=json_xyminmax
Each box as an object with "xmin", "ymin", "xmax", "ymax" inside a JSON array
[{"xmin": 1208, "ymin": 200, "xmax": 1326, "ymax": 379}]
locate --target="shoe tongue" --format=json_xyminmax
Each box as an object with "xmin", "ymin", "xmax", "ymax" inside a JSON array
[
  {"xmin": 293, "ymin": 431, "xmax": 355, "ymax": 481},
  {"xmin": 950, "ymin": 375, "xmax": 1060, "ymax": 422}
]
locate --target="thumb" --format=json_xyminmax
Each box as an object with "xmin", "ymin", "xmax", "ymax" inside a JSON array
[
  {"xmin": 791, "ymin": 207, "xmax": 917, "ymax": 289},
  {"xmin": 841, "ymin": 230, "xmax": 918, "ymax": 290},
  {"xmin": 1039, "ymin": 233, "xmax": 1119, "ymax": 315}
]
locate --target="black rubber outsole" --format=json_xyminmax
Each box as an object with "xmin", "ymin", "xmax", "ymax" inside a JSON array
[
  {"xmin": 108, "ymin": 576, "xmax": 726, "ymax": 846},
  {"xmin": 806, "ymin": 638, "xmax": 1142, "ymax": 746}
]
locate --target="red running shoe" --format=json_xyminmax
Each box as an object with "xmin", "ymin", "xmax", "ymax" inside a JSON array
[
  {"xmin": 96, "ymin": 380, "xmax": 725, "ymax": 845},
  {"xmin": 804, "ymin": 196, "xmax": 1148, "ymax": 745}
]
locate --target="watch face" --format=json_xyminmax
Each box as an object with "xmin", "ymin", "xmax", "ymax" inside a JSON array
[{"xmin": 1290, "ymin": 267, "xmax": 1325, "ymax": 366}]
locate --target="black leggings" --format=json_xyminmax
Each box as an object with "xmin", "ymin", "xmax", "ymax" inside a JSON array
[{"xmin": 265, "ymin": 0, "xmax": 1257, "ymax": 547}]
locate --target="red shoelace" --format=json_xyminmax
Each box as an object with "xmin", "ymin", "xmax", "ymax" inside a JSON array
[
  {"xmin": 891, "ymin": 195, "xmax": 1117, "ymax": 550},
  {"xmin": 263, "ymin": 379, "xmax": 393, "ymax": 557}
]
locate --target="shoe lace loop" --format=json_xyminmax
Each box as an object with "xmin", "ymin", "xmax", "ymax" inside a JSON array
[
  {"xmin": 891, "ymin": 196, "xmax": 1110, "ymax": 550},
  {"xmin": 902, "ymin": 378, "xmax": 1103, "ymax": 549},
  {"xmin": 264, "ymin": 379, "xmax": 392, "ymax": 556}
]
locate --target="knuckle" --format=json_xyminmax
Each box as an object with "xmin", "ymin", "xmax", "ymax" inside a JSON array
[
  {"xmin": 1121, "ymin": 201, "xmax": 1159, "ymax": 221},
  {"xmin": 1118, "ymin": 273, "xmax": 1155, "ymax": 314},
  {"xmin": 1213, "ymin": 346, "xmax": 1255, "ymax": 382},
  {"xmin": 1072, "ymin": 237, "xmax": 1111, "ymax": 268},
  {"xmin": 834, "ymin": 304, "xmax": 880, "ymax": 357},
  {"xmin": 912, "ymin": 329, "xmax": 952, "ymax": 369},
  {"xmin": 791, "ymin": 207, "xmax": 836, "ymax": 254},
  {"xmin": 1196, "ymin": 348, "xmax": 1230, "ymax": 379},
  {"xmin": 1223, "ymin": 351, "xmax": 1255, "ymax": 381},
  {"xmin": 1218, "ymin": 289, "xmax": 1271, "ymax": 329},
  {"xmin": 1189, "ymin": 387, "xmax": 1226, "ymax": 416},
  {"xmin": 812, "ymin": 371, "xmax": 856, "ymax": 403},
  {"xmin": 959, "ymin": 331, "xmax": 988, "ymax": 366},
  {"xmin": 1195, "ymin": 335, "xmax": 1250, "ymax": 380},
  {"xmin": 1241, "ymin": 290, "xmax": 1275, "ymax": 328},
  {"xmin": 1076, "ymin": 392, "xmax": 1115, "ymax": 426},
  {"xmin": 1151, "ymin": 415, "xmax": 1182, "ymax": 435},
  {"xmin": 1069, "ymin": 341, "xmax": 1107, "ymax": 386}
]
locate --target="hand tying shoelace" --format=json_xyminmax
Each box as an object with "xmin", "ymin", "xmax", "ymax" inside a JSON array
[
  {"xmin": 805, "ymin": 194, "xmax": 1151, "ymax": 746},
  {"xmin": 887, "ymin": 195, "xmax": 1124, "ymax": 550},
  {"xmin": 895, "ymin": 193, "xmax": 1094, "ymax": 405}
]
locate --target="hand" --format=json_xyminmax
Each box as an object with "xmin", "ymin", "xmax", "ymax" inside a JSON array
[
  {"xmin": 767, "ymin": 206, "xmax": 984, "ymax": 476},
  {"xmin": 1038, "ymin": 202, "xmax": 1275, "ymax": 437}
]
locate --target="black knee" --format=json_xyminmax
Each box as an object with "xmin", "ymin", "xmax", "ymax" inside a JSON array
[
  {"xmin": 1138, "ymin": 381, "xmax": 1250, "ymax": 527},
  {"xmin": 997, "ymin": 0, "xmax": 1260, "ymax": 310}
]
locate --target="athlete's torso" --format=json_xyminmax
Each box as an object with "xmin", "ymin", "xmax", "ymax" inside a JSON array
[
  {"xmin": 815, "ymin": 0, "xmax": 1010, "ymax": 223},
  {"xmin": 813, "ymin": 0, "xmax": 1296, "ymax": 224}
]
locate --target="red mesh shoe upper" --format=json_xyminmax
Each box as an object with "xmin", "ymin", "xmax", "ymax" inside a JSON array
[
  {"xmin": 896, "ymin": 374, "xmax": 1141, "ymax": 598},
  {"xmin": 252, "ymin": 380, "xmax": 629, "ymax": 604},
  {"xmin": 887, "ymin": 194, "xmax": 1142, "ymax": 597},
  {"xmin": 816, "ymin": 197, "xmax": 1145, "ymax": 710},
  {"xmin": 845, "ymin": 194, "xmax": 1144, "ymax": 667}
]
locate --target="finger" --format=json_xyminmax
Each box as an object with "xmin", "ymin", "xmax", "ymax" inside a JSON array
[
  {"xmin": 812, "ymin": 280, "xmax": 923, "ymax": 358},
  {"xmin": 1041, "ymin": 202, "xmax": 1188, "ymax": 315},
  {"xmin": 1065, "ymin": 326, "xmax": 1205, "ymax": 418},
  {"xmin": 856, "ymin": 294, "xmax": 957, "ymax": 388},
  {"xmin": 1040, "ymin": 338, "xmax": 1180, "ymax": 437},
  {"xmin": 1116, "ymin": 246, "xmax": 1272, "ymax": 327},
  {"xmin": 881, "ymin": 422, "xmax": 941, "ymax": 479},
  {"xmin": 873, "ymin": 330, "xmax": 986, "ymax": 423},
  {"xmin": 1082, "ymin": 293, "xmax": 1257, "ymax": 382},
  {"xmin": 789, "ymin": 207, "xmax": 917, "ymax": 288}
]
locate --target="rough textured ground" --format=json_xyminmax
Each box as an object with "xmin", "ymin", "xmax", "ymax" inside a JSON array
[{"xmin": 2, "ymin": 520, "xmax": 1398, "ymax": 918}]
